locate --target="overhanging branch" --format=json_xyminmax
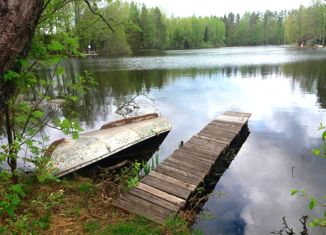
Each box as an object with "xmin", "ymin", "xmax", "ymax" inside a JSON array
[{"xmin": 83, "ymin": 0, "xmax": 115, "ymax": 32}]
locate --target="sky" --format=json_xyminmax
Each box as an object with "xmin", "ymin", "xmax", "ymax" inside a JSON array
[{"xmin": 127, "ymin": 0, "xmax": 313, "ymax": 17}]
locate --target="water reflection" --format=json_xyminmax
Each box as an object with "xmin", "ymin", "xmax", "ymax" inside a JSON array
[
  {"xmin": 53, "ymin": 57, "xmax": 326, "ymax": 132},
  {"xmin": 36, "ymin": 47, "xmax": 326, "ymax": 234}
]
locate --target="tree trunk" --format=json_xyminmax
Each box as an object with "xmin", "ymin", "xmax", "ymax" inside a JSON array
[
  {"xmin": 0, "ymin": 0, "xmax": 44, "ymax": 180},
  {"xmin": 0, "ymin": 0, "xmax": 44, "ymax": 112},
  {"xmin": 0, "ymin": 0, "xmax": 44, "ymax": 76}
]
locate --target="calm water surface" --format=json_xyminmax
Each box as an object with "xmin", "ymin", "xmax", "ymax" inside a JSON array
[{"xmin": 53, "ymin": 46, "xmax": 326, "ymax": 234}]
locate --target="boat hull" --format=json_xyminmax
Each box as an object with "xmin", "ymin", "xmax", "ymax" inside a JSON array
[{"xmin": 49, "ymin": 115, "xmax": 172, "ymax": 177}]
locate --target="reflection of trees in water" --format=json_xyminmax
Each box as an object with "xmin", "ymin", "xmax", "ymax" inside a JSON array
[
  {"xmin": 221, "ymin": 65, "xmax": 281, "ymax": 78},
  {"xmin": 282, "ymin": 60, "xmax": 326, "ymax": 109},
  {"xmin": 36, "ymin": 58, "xmax": 326, "ymax": 128}
]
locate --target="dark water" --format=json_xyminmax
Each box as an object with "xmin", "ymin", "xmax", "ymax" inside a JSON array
[{"xmin": 51, "ymin": 46, "xmax": 326, "ymax": 234}]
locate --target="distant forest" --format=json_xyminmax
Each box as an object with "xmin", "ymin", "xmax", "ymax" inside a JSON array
[{"xmin": 51, "ymin": 0, "xmax": 326, "ymax": 55}]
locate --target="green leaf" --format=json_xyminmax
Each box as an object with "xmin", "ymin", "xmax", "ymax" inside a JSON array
[
  {"xmin": 308, "ymin": 197, "xmax": 317, "ymax": 210},
  {"xmin": 45, "ymin": 55, "xmax": 61, "ymax": 66},
  {"xmin": 19, "ymin": 59, "xmax": 29, "ymax": 68},
  {"xmin": 318, "ymin": 122, "xmax": 325, "ymax": 130},
  {"xmin": 290, "ymin": 189, "xmax": 299, "ymax": 196},
  {"xmin": 322, "ymin": 131, "xmax": 326, "ymax": 140},
  {"xmin": 312, "ymin": 149, "xmax": 321, "ymax": 156},
  {"xmin": 18, "ymin": 102, "xmax": 32, "ymax": 113},
  {"xmin": 61, "ymin": 119, "xmax": 71, "ymax": 129},
  {"xmin": 32, "ymin": 110, "xmax": 44, "ymax": 119},
  {"xmin": 10, "ymin": 184, "xmax": 26, "ymax": 198},
  {"xmin": 38, "ymin": 215, "xmax": 50, "ymax": 229},
  {"xmin": 14, "ymin": 115, "xmax": 28, "ymax": 124},
  {"xmin": 48, "ymin": 40, "xmax": 65, "ymax": 52},
  {"xmin": 68, "ymin": 95, "xmax": 79, "ymax": 102},
  {"xmin": 55, "ymin": 66, "xmax": 65, "ymax": 76},
  {"xmin": 6, "ymin": 194, "xmax": 21, "ymax": 207},
  {"xmin": 4, "ymin": 70, "xmax": 20, "ymax": 81}
]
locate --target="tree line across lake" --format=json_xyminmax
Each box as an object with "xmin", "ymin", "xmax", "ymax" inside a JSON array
[{"xmin": 49, "ymin": 0, "xmax": 326, "ymax": 55}]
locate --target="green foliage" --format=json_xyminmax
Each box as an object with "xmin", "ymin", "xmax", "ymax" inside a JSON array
[
  {"xmin": 0, "ymin": 184, "xmax": 26, "ymax": 217},
  {"xmin": 53, "ymin": 118, "xmax": 84, "ymax": 139},
  {"xmin": 32, "ymin": 156, "xmax": 60, "ymax": 183},
  {"xmin": 0, "ymin": 3, "xmax": 100, "ymax": 234},
  {"xmin": 32, "ymin": 189, "xmax": 64, "ymax": 211},
  {"xmin": 100, "ymin": 217, "xmax": 161, "ymax": 235},
  {"xmin": 79, "ymin": 182, "xmax": 94, "ymax": 194},
  {"xmin": 142, "ymin": 153, "xmax": 159, "ymax": 176},
  {"xmin": 38, "ymin": 214, "xmax": 51, "ymax": 229},
  {"xmin": 119, "ymin": 160, "xmax": 146, "ymax": 190},
  {"xmin": 126, "ymin": 161, "xmax": 142, "ymax": 189},
  {"xmin": 308, "ymin": 196, "xmax": 318, "ymax": 210},
  {"xmin": 84, "ymin": 220, "xmax": 101, "ymax": 234},
  {"xmin": 312, "ymin": 123, "xmax": 326, "ymax": 159},
  {"xmin": 0, "ymin": 176, "xmax": 64, "ymax": 234},
  {"xmin": 165, "ymin": 216, "xmax": 202, "ymax": 235}
]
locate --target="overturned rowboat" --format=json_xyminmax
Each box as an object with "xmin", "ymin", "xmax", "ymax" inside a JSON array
[{"xmin": 48, "ymin": 114, "xmax": 172, "ymax": 177}]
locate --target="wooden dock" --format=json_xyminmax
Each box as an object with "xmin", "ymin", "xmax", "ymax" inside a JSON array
[{"xmin": 113, "ymin": 111, "xmax": 251, "ymax": 224}]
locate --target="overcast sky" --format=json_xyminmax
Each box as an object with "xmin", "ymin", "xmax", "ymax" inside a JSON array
[{"xmin": 126, "ymin": 0, "xmax": 313, "ymax": 17}]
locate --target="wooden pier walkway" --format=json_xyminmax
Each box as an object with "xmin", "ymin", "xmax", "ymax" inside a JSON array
[{"xmin": 113, "ymin": 111, "xmax": 251, "ymax": 224}]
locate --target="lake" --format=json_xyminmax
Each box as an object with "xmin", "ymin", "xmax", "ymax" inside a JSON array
[{"xmin": 50, "ymin": 46, "xmax": 326, "ymax": 234}]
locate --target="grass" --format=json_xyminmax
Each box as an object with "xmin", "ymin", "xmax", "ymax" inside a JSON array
[{"xmin": 0, "ymin": 171, "xmax": 203, "ymax": 235}]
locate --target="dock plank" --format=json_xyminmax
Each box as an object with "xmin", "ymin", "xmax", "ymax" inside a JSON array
[
  {"xmin": 155, "ymin": 166, "xmax": 200, "ymax": 186},
  {"xmin": 128, "ymin": 188, "xmax": 180, "ymax": 212},
  {"xmin": 183, "ymin": 142, "xmax": 222, "ymax": 159},
  {"xmin": 114, "ymin": 196, "xmax": 173, "ymax": 224},
  {"xmin": 198, "ymin": 130, "xmax": 235, "ymax": 145},
  {"xmin": 162, "ymin": 160, "xmax": 207, "ymax": 178},
  {"xmin": 156, "ymin": 164, "xmax": 203, "ymax": 182},
  {"xmin": 167, "ymin": 156, "xmax": 211, "ymax": 172},
  {"xmin": 216, "ymin": 115, "xmax": 249, "ymax": 124},
  {"xmin": 200, "ymin": 127, "xmax": 237, "ymax": 141},
  {"xmin": 174, "ymin": 148, "xmax": 216, "ymax": 164},
  {"xmin": 171, "ymin": 153, "xmax": 213, "ymax": 170},
  {"xmin": 137, "ymin": 183, "xmax": 185, "ymax": 207},
  {"xmin": 189, "ymin": 136, "xmax": 227, "ymax": 153},
  {"xmin": 224, "ymin": 111, "xmax": 251, "ymax": 118},
  {"xmin": 211, "ymin": 120, "xmax": 243, "ymax": 130},
  {"xmin": 114, "ymin": 111, "xmax": 251, "ymax": 224},
  {"xmin": 142, "ymin": 175, "xmax": 192, "ymax": 199},
  {"xmin": 149, "ymin": 171, "xmax": 197, "ymax": 191}
]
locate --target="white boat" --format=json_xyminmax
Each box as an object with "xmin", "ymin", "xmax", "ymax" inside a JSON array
[{"xmin": 48, "ymin": 114, "xmax": 172, "ymax": 177}]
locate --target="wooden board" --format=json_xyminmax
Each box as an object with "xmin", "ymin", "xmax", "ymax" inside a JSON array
[
  {"xmin": 167, "ymin": 156, "xmax": 211, "ymax": 172},
  {"xmin": 216, "ymin": 115, "xmax": 248, "ymax": 124},
  {"xmin": 198, "ymin": 130, "xmax": 235, "ymax": 145},
  {"xmin": 173, "ymin": 148, "xmax": 216, "ymax": 164},
  {"xmin": 114, "ymin": 196, "xmax": 173, "ymax": 224},
  {"xmin": 154, "ymin": 165, "xmax": 201, "ymax": 186},
  {"xmin": 211, "ymin": 120, "xmax": 243, "ymax": 131},
  {"xmin": 137, "ymin": 183, "xmax": 186, "ymax": 207},
  {"xmin": 128, "ymin": 188, "xmax": 180, "ymax": 212},
  {"xmin": 114, "ymin": 111, "xmax": 251, "ymax": 224},
  {"xmin": 142, "ymin": 175, "xmax": 193, "ymax": 199},
  {"xmin": 162, "ymin": 160, "xmax": 207, "ymax": 178},
  {"xmin": 189, "ymin": 136, "xmax": 227, "ymax": 153},
  {"xmin": 199, "ymin": 127, "xmax": 237, "ymax": 141},
  {"xmin": 156, "ymin": 163, "xmax": 203, "ymax": 182},
  {"xmin": 224, "ymin": 111, "xmax": 251, "ymax": 118},
  {"xmin": 149, "ymin": 171, "xmax": 197, "ymax": 191},
  {"xmin": 183, "ymin": 142, "xmax": 221, "ymax": 159},
  {"xmin": 176, "ymin": 146, "xmax": 217, "ymax": 161}
]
